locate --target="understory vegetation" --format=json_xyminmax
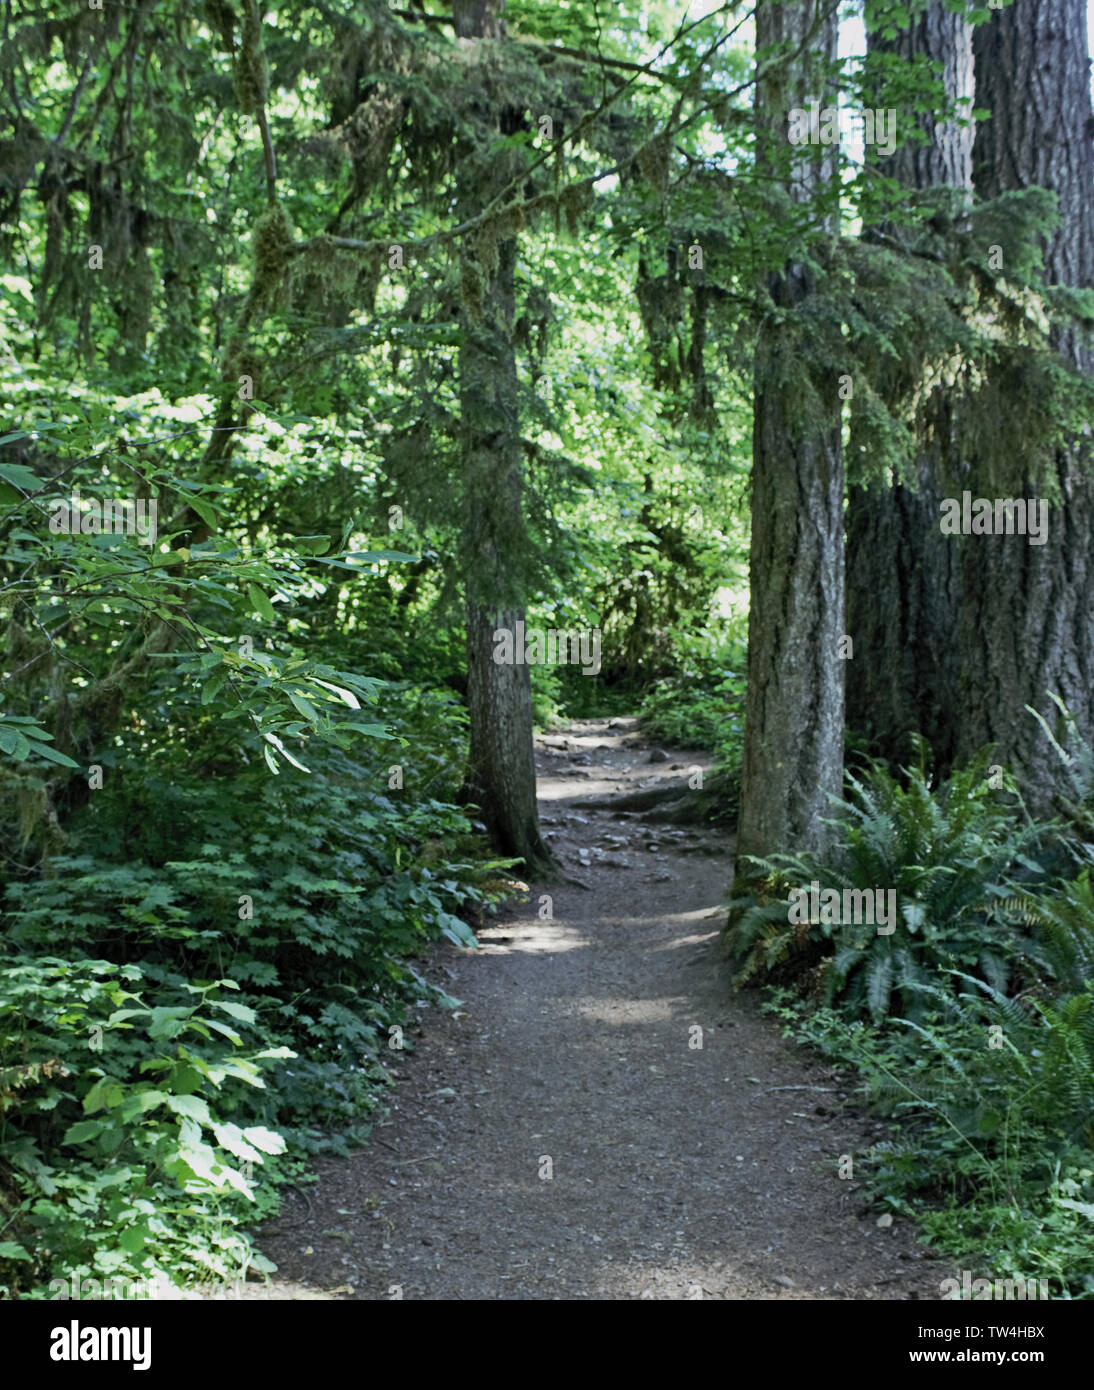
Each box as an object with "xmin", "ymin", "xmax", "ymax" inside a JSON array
[
  {"xmin": 3, "ymin": 0, "xmax": 1094, "ymax": 1309},
  {"xmin": 0, "ymin": 682, "xmax": 514, "ymax": 1294},
  {"xmin": 727, "ymin": 713, "xmax": 1094, "ymax": 1298}
]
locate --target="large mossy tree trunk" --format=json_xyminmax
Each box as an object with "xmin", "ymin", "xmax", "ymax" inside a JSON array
[
  {"xmin": 955, "ymin": 0, "xmax": 1094, "ymax": 813},
  {"xmin": 844, "ymin": 1, "xmax": 973, "ymax": 774},
  {"xmin": 735, "ymin": 0, "xmax": 845, "ymax": 872},
  {"xmin": 455, "ymin": 0, "xmax": 552, "ymax": 874}
]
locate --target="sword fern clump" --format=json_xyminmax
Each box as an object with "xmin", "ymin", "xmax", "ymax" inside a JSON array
[{"xmin": 727, "ymin": 745, "xmax": 1051, "ymax": 1020}]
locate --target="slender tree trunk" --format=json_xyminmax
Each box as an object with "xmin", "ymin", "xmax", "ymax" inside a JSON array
[
  {"xmin": 956, "ymin": 0, "xmax": 1094, "ymax": 811},
  {"xmin": 735, "ymin": 0, "xmax": 844, "ymax": 870},
  {"xmin": 455, "ymin": 0, "xmax": 552, "ymax": 872},
  {"xmin": 844, "ymin": 3, "xmax": 973, "ymax": 773}
]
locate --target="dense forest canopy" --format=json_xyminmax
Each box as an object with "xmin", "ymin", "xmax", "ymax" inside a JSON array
[{"xmin": 1, "ymin": 0, "xmax": 1093, "ymax": 1311}]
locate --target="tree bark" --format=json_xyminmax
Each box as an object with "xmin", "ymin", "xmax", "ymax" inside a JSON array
[
  {"xmin": 957, "ymin": 0, "xmax": 1094, "ymax": 812},
  {"xmin": 735, "ymin": 0, "xmax": 845, "ymax": 871},
  {"xmin": 875, "ymin": 4, "xmax": 974, "ymax": 193},
  {"xmin": 845, "ymin": 1, "xmax": 973, "ymax": 773},
  {"xmin": 455, "ymin": 0, "xmax": 552, "ymax": 873}
]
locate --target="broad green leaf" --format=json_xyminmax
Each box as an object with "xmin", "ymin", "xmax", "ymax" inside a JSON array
[
  {"xmin": 0, "ymin": 727, "xmax": 32, "ymax": 760},
  {"xmin": 83, "ymin": 1078, "xmax": 124, "ymax": 1113},
  {"xmin": 212, "ymin": 1122, "xmax": 262, "ymax": 1161},
  {"xmin": 148, "ymin": 1005, "xmax": 192, "ymax": 1038},
  {"xmin": 0, "ymin": 462, "xmax": 41, "ymax": 491},
  {"xmin": 242, "ymin": 1125, "xmax": 287, "ymax": 1155},
  {"xmin": 32, "ymin": 742, "xmax": 81, "ymax": 768},
  {"xmin": 167, "ymin": 1094, "xmax": 212, "ymax": 1125},
  {"xmin": 119, "ymin": 1224, "xmax": 148, "ymax": 1254},
  {"xmin": 309, "ymin": 677, "xmax": 359, "ymax": 709},
  {"xmin": 289, "ymin": 690, "xmax": 319, "ymax": 721},
  {"xmin": 204, "ymin": 1018, "xmax": 243, "ymax": 1045},
  {"xmin": 211, "ymin": 999, "xmax": 256, "ymax": 1024},
  {"xmin": 437, "ymin": 912, "xmax": 478, "ymax": 948},
  {"xmin": 62, "ymin": 1119, "xmax": 106, "ymax": 1145},
  {"xmin": 130, "ymin": 1090, "xmax": 169, "ymax": 1114},
  {"xmin": 202, "ymin": 670, "xmax": 229, "ymax": 705},
  {"xmin": 188, "ymin": 496, "xmax": 220, "ymax": 530},
  {"xmin": 1055, "ymin": 1199, "xmax": 1094, "ymax": 1221},
  {"xmin": 344, "ymin": 550, "xmax": 419, "ymax": 563},
  {"xmin": 247, "ymin": 584, "xmax": 277, "ymax": 622}
]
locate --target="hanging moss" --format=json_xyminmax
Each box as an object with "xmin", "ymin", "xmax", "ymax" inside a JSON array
[
  {"xmin": 232, "ymin": 346, "xmax": 263, "ymax": 401},
  {"xmin": 291, "ymin": 234, "xmax": 362, "ymax": 303},
  {"xmin": 459, "ymin": 254, "xmax": 486, "ymax": 322},
  {"xmin": 252, "ymin": 201, "xmax": 292, "ymax": 275},
  {"xmin": 249, "ymin": 200, "xmax": 294, "ymax": 314},
  {"xmin": 356, "ymin": 259, "xmax": 383, "ymax": 316},
  {"xmin": 4, "ymin": 616, "xmax": 48, "ymax": 674},
  {"xmin": 558, "ymin": 181, "xmax": 592, "ymax": 239},
  {"xmin": 634, "ymin": 133, "xmax": 670, "ymax": 200},
  {"xmin": 348, "ymin": 87, "xmax": 407, "ymax": 188},
  {"xmin": 830, "ymin": 179, "xmax": 1091, "ymax": 500}
]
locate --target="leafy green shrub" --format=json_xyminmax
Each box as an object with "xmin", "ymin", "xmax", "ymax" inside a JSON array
[
  {"xmin": 637, "ymin": 655, "xmax": 745, "ymax": 819},
  {"xmin": 0, "ymin": 683, "xmax": 511, "ymax": 1295},
  {"xmin": 639, "ymin": 658, "xmax": 744, "ymax": 759},
  {"xmin": 742, "ymin": 714, "xmax": 1094, "ymax": 1296},
  {"xmin": 530, "ymin": 663, "xmax": 563, "ymax": 729},
  {"xmin": 728, "ymin": 750, "xmax": 1050, "ymax": 1019},
  {"xmin": 374, "ymin": 684, "xmax": 470, "ymax": 803},
  {"xmin": 0, "ymin": 956, "xmax": 291, "ymax": 1297},
  {"xmin": 4, "ymin": 743, "xmax": 496, "ymax": 1144},
  {"xmin": 767, "ymin": 979, "xmax": 1094, "ymax": 1296}
]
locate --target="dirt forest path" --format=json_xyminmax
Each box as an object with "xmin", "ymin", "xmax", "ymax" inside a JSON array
[{"xmin": 251, "ymin": 717, "xmax": 949, "ymax": 1301}]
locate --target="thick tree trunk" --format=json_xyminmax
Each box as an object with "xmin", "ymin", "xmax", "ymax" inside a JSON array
[
  {"xmin": 455, "ymin": 0, "xmax": 552, "ymax": 873},
  {"xmin": 846, "ymin": 456, "xmax": 964, "ymax": 772},
  {"xmin": 845, "ymin": 2, "xmax": 973, "ymax": 773},
  {"xmin": 735, "ymin": 0, "xmax": 845, "ymax": 871},
  {"xmin": 957, "ymin": 0, "xmax": 1094, "ymax": 812},
  {"xmin": 875, "ymin": 5, "xmax": 974, "ymax": 193}
]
